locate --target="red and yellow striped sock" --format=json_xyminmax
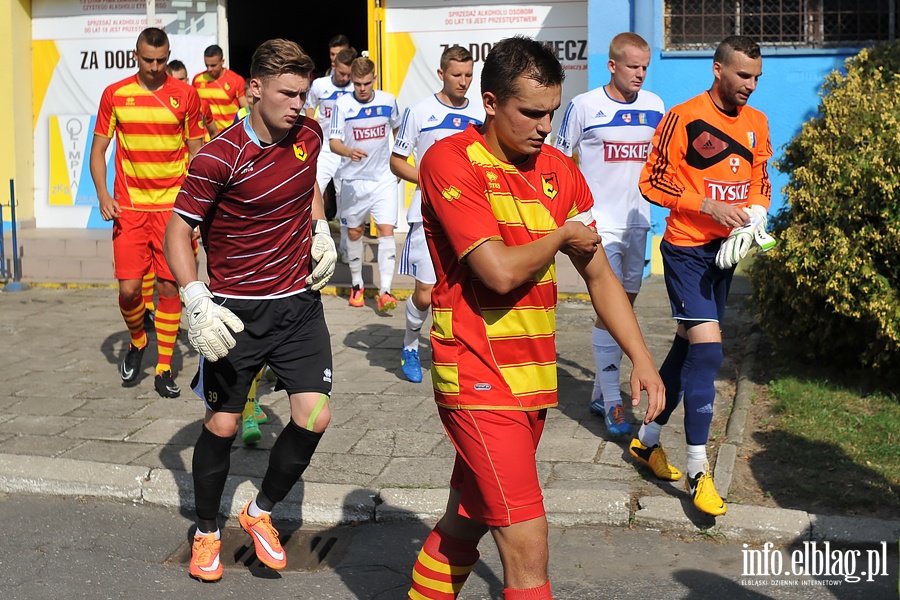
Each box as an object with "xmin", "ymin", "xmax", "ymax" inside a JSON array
[
  {"xmin": 408, "ymin": 526, "xmax": 479, "ymax": 599},
  {"xmin": 503, "ymin": 581, "xmax": 553, "ymax": 600},
  {"xmin": 119, "ymin": 294, "xmax": 147, "ymax": 348},
  {"xmin": 154, "ymin": 294, "xmax": 181, "ymax": 374},
  {"xmin": 142, "ymin": 272, "xmax": 156, "ymax": 313}
]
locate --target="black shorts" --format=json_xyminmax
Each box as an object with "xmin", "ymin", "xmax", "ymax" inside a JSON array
[{"xmin": 191, "ymin": 292, "xmax": 333, "ymax": 413}]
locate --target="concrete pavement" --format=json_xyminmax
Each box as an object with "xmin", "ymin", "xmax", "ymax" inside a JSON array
[{"xmin": 0, "ymin": 273, "xmax": 898, "ymax": 549}]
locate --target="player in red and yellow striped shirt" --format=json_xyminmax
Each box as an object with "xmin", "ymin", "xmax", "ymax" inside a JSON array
[
  {"xmin": 409, "ymin": 36, "xmax": 664, "ymax": 600},
  {"xmin": 90, "ymin": 27, "xmax": 204, "ymax": 398},
  {"xmin": 192, "ymin": 44, "xmax": 248, "ymax": 132}
]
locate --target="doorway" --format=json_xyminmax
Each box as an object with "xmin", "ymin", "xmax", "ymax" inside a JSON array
[{"xmin": 226, "ymin": 0, "xmax": 370, "ymax": 79}]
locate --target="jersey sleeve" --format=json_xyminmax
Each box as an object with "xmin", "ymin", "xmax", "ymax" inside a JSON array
[
  {"xmin": 392, "ymin": 106, "xmax": 418, "ymax": 158},
  {"xmin": 174, "ymin": 147, "xmax": 228, "ymax": 225},
  {"xmin": 94, "ymin": 85, "xmax": 116, "ymax": 139},
  {"xmin": 554, "ymin": 100, "xmax": 581, "ymax": 157},
  {"xmin": 390, "ymin": 97, "xmax": 402, "ymax": 130},
  {"xmin": 329, "ymin": 99, "xmax": 345, "ymax": 140},
  {"xmin": 233, "ymin": 72, "xmax": 246, "ymax": 100},
  {"xmin": 184, "ymin": 87, "xmax": 206, "ymax": 140},
  {"xmin": 639, "ymin": 109, "xmax": 704, "ymax": 214},
  {"xmin": 304, "ymin": 81, "xmax": 319, "ymax": 112},
  {"xmin": 420, "ymin": 141, "xmax": 501, "ymax": 261},
  {"xmin": 748, "ymin": 114, "xmax": 773, "ymax": 209}
]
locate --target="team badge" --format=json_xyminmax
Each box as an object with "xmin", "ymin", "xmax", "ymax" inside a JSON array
[
  {"xmin": 453, "ymin": 117, "xmax": 462, "ymax": 128},
  {"xmin": 622, "ymin": 113, "xmax": 632, "ymax": 124},
  {"xmin": 541, "ymin": 173, "xmax": 558, "ymax": 200},
  {"xmin": 747, "ymin": 132, "xmax": 757, "ymax": 148},
  {"xmin": 365, "ymin": 108, "xmax": 372, "ymax": 116},
  {"xmin": 293, "ymin": 142, "xmax": 308, "ymax": 161},
  {"xmin": 730, "ymin": 157, "xmax": 740, "ymax": 173},
  {"xmin": 170, "ymin": 96, "xmax": 180, "ymax": 109},
  {"xmin": 441, "ymin": 185, "xmax": 461, "ymax": 201},
  {"xmin": 225, "ymin": 83, "xmax": 231, "ymax": 91},
  {"xmin": 638, "ymin": 113, "xmax": 647, "ymax": 125},
  {"xmin": 376, "ymin": 107, "xmax": 383, "ymax": 115}
]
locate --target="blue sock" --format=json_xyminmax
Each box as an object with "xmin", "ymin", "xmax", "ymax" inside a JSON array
[
  {"xmin": 654, "ymin": 334, "xmax": 690, "ymax": 426},
  {"xmin": 681, "ymin": 342, "xmax": 723, "ymax": 446}
]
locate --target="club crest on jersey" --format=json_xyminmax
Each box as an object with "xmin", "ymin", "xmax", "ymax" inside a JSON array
[
  {"xmin": 638, "ymin": 113, "xmax": 647, "ymax": 124},
  {"xmin": 453, "ymin": 117, "xmax": 462, "ymax": 127},
  {"xmin": 293, "ymin": 142, "xmax": 308, "ymax": 161},
  {"xmin": 224, "ymin": 83, "xmax": 231, "ymax": 91},
  {"xmin": 365, "ymin": 108, "xmax": 372, "ymax": 116},
  {"xmin": 441, "ymin": 185, "xmax": 461, "ymax": 201},
  {"xmin": 747, "ymin": 132, "xmax": 757, "ymax": 148},
  {"xmin": 376, "ymin": 107, "xmax": 383, "ymax": 115},
  {"xmin": 730, "ymin": 157, "xmax": 740, "ymax": 173},
  {"xmin": 170, "ymin": 96, "xmax": 180, "ymax": 109},
  {"xmin": 622, "ymin": 112, "xmax": 632, "ymax": 124},
  {"xmin": 541, "ymin": 173, "xmax": 558, "ymax": 200}
]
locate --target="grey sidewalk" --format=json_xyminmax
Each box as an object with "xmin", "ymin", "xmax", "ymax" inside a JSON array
[{"xmin": 0, "ymin": 275, "xmax": 897, "ymax": 548}]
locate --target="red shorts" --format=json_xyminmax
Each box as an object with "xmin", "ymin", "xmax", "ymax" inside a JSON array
[
  {"xmin": 438, "ymin": 407, "xmax": 547, "ymax": 527},
  {"xmin": 112, "ymin": 209, "xmax": 174, "ymax": 281}
]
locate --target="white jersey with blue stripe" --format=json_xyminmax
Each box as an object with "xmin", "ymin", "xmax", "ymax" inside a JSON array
[
  {"xmin": 304, "ymin": 75, "xmax": 352, "ymax": 153},
  {"xmin": 392, "ymin": 94, "xmax": 484, "ymax": 223},
  {"xmin": 555, "ymin": 86, "xmax": 664, "ymax": 229},
  {"xmin": 330, "ymin": 89, "xmax": 401, "ymax": 182}
]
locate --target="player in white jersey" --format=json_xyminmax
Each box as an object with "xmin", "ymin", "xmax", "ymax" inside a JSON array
[
  {"xmin": 390, "ymin": 45, "xmax": 483, "ymax": 383},
  {"xmin": 306, "ymin": 47, "xmax": 356, "ymax": 258},
  {"xmin": 330, "ymin": 56, "xmax": 402, "ymax": 312},
  {"xmin": 555, "ymin": 32, "xmax": 665, "ymax": 438}
]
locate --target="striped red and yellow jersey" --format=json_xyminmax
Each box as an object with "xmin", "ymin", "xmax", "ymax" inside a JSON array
[
  {"xmin": 639, "ymin": 91, "xmax": 772, "ymax": 246},
  {"xmin": 420, "ymin": 125, "xmax": 594, "ymax": 411},
  {"xmin": 94, "ymin": 74, "xmax": 205, "ymax": 212},
  {"xmin": 191, "ymin": 69, "xmax": 246, "ymax": 131}
]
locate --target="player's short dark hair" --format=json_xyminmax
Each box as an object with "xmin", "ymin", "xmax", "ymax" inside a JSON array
[
  {"xmin": 440, "ymin": 45, "xmax": 473, "ymax": 71},
  {"xmin": 714, "ymin": 36, "xmax": 761, "ymax": 65},
  {"xmin": 204, "ymin": 44, "xmax": 224, "ymax": 59},
  {"xmin": 329, "ymin": 34, "xmax": 350, "ymax": 49},
  {"xmin": 136, "ymin": 27, "xmax": 168, "ymax": 50},
  {"xmin": 166, "ymin": 59, "xmax": 186, "ymax": 74},
  {"xmin": 481, "ymin": 36, "xmax": 564, "ymax": 105},
  {"xmin": 334, "ymin": 47, "xmax": 358, "ymax": 67},
  {"xmin": 250, "ymin": 39, "xmax": 315, "ymax": 80}
]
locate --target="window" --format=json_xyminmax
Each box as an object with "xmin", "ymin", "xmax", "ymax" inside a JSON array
[{"xmin": 665, "ymin": 0, "xmax": 895, "ymax": 49}]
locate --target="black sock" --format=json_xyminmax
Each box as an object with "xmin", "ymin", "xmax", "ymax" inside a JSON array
[
  {"xmin": 192, "ymin": 425, "xmax": 235, "ymax": 523},
  {"xmin": 261, "ymin": 419, "xmax": 323, "ymax": 505}
]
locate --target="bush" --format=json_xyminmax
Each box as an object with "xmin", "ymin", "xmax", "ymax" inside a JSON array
[{"xmin": 749, "ymin": 43, "xmax": 900, "ymax": 373}]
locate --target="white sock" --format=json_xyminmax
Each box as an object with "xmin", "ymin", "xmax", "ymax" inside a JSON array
[
  {"xmin": 686, "ymin": 445, "xmax": 708, "ymax": 479},
  {"xmin": 247, "ymin": 498, "xmax": 271, "ymax": 518},
  {"xmin": 377, "ymin": 236, "xmax": 396, "ymax": 295},
  {"xmin": 339, "ymin": 223, "xmax": 348, "ymax": 254},
  {"xmin": 638, "ymin": 421, "xmax": 662, "ymax": 448},
  {"xmin": 347, "ymin": 237, "xmax": 364, "ymax": 287},
  {"xmin": 196, "ymin": 528, "xmax": 221, "ymax": 539},
  {"xmin": 404, "ymin": 296, "xmax": 428, "ymax": 350},
  {"xmin": 592, "ymin": 327, "xmax": 623, "ymax": 405}
]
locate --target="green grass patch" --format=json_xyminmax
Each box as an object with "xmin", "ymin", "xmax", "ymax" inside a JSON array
[{"xmin": 761, "ymin": 371, "xmax": 900, "ymax": 515}]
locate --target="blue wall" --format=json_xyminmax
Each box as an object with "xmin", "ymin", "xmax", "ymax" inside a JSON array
[{"xmin": 586, "ymin": 0, "xmax": 858, "ymax": 234}]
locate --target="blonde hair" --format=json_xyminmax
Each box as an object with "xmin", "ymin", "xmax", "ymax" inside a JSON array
[
  {"xmin": 350, "ymin": 57, "xmax": 375, "ymax": 79},
  {"xmin": 609, "ymin": 32, "xmax": 650, "ymax": 62}
]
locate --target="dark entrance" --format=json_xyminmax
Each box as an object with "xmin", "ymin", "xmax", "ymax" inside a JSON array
[{"xmin": 226, "ymin": 0, "xmax": 369, "ymax": 79}]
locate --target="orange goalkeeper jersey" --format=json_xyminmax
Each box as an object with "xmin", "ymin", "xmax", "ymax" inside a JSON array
[{"xmin": 639, "ymin": 91, "xmax": 772, "ymax": 246}]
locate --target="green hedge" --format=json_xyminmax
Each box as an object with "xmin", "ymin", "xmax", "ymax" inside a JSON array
[{"xmin": 749, "ymin": 43, "xmax": 900, "ymax": 372}]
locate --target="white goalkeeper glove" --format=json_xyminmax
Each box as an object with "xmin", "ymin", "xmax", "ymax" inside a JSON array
[
  {"xmin": 715, "ymin": 205, "xmax": 775, "ymax": 270},
  {"xmin": 307, "ymin": 219, "xmax": 337, "ymax": 291},
  {"xmin": 180, "ymin": 281, "xmax": 244, "ymax": 362}
]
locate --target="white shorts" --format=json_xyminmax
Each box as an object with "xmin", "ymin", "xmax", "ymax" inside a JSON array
[
  {"xmin": 316, "ymin": 150, "xmax": 342, "ymax": 196},
  {"xmin": 399, "ymin": 222, "xmax": 436, "ymax": 284},
  {"xmin": 340, "ymin": 175, "xmax": 399, "ymax": 229},
  {"xmin": 600, "ymin": 227, "xmax": 649, "ymax": 295}
]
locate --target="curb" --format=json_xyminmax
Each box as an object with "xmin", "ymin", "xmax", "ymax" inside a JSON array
[{"xmin": 2, "ymin": 453, "xmax": 899, "ymax": 545}]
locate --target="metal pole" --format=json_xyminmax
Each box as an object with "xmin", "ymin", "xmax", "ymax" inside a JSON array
[
  {"xmin": 0, "ymin": 186, "xmax": 6, "ymax": 279},
  {"xmin": 3, "ymin": 179, "xmax": 29, "ymax": 291}
]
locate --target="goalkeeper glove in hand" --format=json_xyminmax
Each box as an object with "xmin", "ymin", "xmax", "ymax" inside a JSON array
[
  {"xmin": 180, "ymin": 281, "xmax": 244, "ymax": 362},
  {"xmin": 307, "ymin": 219, "xmax": 337, "ymax": 291},
  {"xmin": 715, "ymin": 205, "xmax": 773, "ymax": 270}
]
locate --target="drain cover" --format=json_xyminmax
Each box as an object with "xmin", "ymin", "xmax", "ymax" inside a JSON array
[{"xmin": 165, "ymin": 526, "xmax": 354, "ymax": 572}]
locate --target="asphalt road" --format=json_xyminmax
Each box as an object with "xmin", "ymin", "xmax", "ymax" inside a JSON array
[{"xmin": 1, "ymin": 492, "xmax": 895, "ymax": 599}]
